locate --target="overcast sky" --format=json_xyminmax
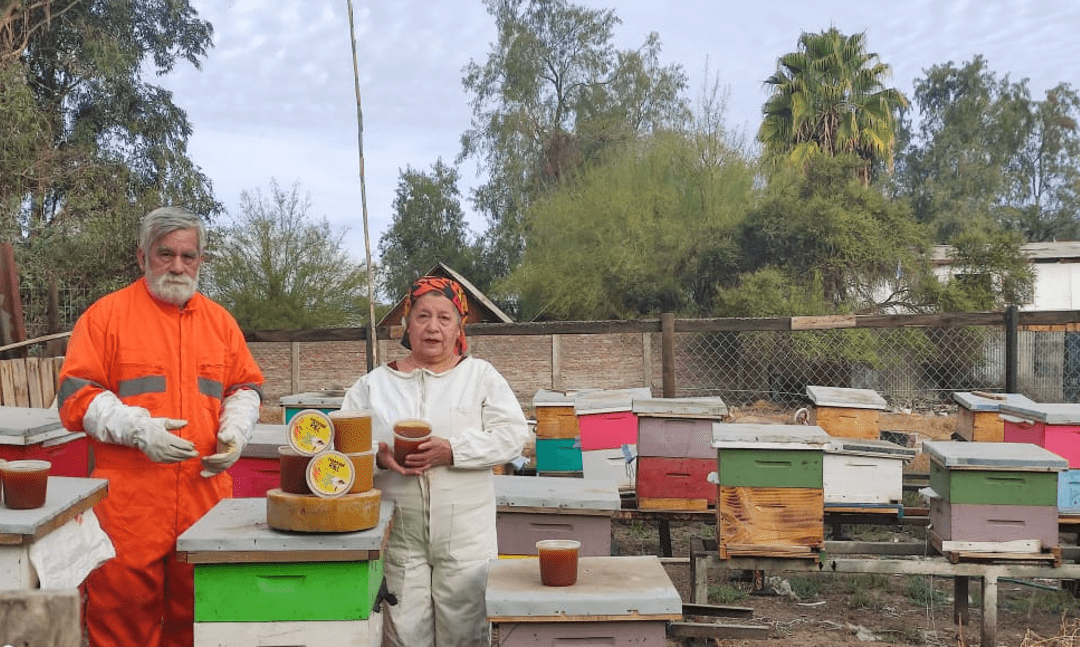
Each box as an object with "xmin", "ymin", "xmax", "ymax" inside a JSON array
[{"xmin": 158, "ymin": 1, "xmax": 1080, "ymax": 266}]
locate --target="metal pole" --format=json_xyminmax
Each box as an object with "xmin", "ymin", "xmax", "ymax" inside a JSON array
[
  {"xmin": 661, "ymin": 313, "xmax": 675, "ymax": 397},
  {"xmin": 1005, "ymin": 305, "xmax": 1018, "ymax": 393},
  {"xmin": 346, "ymin": 0, "xmax": 378, "ymax": 371}
]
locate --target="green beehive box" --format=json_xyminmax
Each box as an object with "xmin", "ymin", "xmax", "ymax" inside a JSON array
[
  {"xmin": 925, "ymin": 440, "xmax": 1066, "ymax": 507},
  {"xmin": 717, "ymin": 448, "xmax": 823, "ymax": 488},
  {"xmin": 928, "ymin": 460, "xmax": 1058, "ymax": 506},
  {"xmin": 535, "ymin": 437, "xmax": 583, "ymax": 472},
  {"xmin": 712, "ymin": 423, "xmax": 828, "ymax": 489},
  {"xmin": 194, "ymin": 559, "xmax": 383, "ymax": 622}
]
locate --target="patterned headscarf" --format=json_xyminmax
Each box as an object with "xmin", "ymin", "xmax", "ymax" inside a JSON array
[{"xmin": 401, "ymin": 276, "xmax": 469, "ymax": 354}]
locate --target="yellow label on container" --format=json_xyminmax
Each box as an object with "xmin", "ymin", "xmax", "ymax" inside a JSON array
[
  {"xmin": 288, "ymin": 409, "xmax": 335, "ymax": 456},
  {"xmin": 306, "ymin": 450, "xmax": 355, "ymax": 498}
]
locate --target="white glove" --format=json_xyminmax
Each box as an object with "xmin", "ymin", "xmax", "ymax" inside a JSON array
[
  {"xmin": 200, "ymin": 388, "xmax": 260, "ymax": 478},
  {"xmin": 200, "ymin": 425, "xmax": 246, "ymax": 476},
  {"xmin": 84, "ymin": 391, "xmax": 197, "ymax": 463},
  {"xmin": 132, "ymin": 416, "xmax": 199, "ymax": 463}
]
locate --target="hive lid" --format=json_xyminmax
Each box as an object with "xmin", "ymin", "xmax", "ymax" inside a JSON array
[
  {"xmin": 923, "ymin": 440, "xmax": 1068, "ymax": 471},
  {"xmin": 0, "ymin": 406, "xmax": 65, "ymax": 441},
  {"xmin": 952, "ymin": 391, "xmax": 1036, "ymax": 412},
  {"xmin": 532, "ymin": 388, "xmax": 594, "ymax": 407},
  {"xmin": 824, "ymin": 436, "xmax": 916, "ymax": 459},
  {"xmin": 493, "ymin": 475, "xmax": 619, "ymax": 510},
  {"xmin": 279, "ymin": 390, "xmax": 346, "ymax": 406},
  {"xmin": 997, "ymin": 401, "xmax": 1080, "ymax": 425},
  {"xmin": 632, "ymin": 397, "xmax": 728, "ymax": 419},
  {"xmin": 806, "ymin": 386, "xmax": 887, "ymax": 409},
  {"xmin": 485, "ymin": 555, "xmax": 681, "ymax": 619},
  {"xmin": 573, "ymin": 387, "xmax": 652, "ymax": 414},
  {"xmin": 241, "ymin": 423, "xmax": 288, "ymax": 458},
  {"xmin": 712, "ymin": 423, "xmax": 830, "ymax": 449}
]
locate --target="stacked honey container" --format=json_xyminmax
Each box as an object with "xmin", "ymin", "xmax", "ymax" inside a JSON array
[{"xmin": 266, "ymin": 408, "xmax": 381, "ymax": 532}]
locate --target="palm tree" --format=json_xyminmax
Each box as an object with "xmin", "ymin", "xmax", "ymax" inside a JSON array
[{"xmin": 758, "ymin": 28, "xmax": 908, "ymax": 184}]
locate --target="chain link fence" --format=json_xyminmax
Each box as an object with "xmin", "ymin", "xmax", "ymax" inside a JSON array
[{"xmin": 675, "ymin": 324, "xmax": 1080, "ymax": 407}]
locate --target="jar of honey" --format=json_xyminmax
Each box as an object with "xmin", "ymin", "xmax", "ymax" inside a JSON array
[
  {"xmin": 1, "ymin": 459, "xmax": 51, "ymax": 509},
  {"xmin": 536, "ymin": 539, "xmax": 581, "ymax": 586},
  {"xmin": 329, "ymin": 409, "xmax": 373, "ymax": 453},
  {"xmin": 278, "ymin": 446, "xmax": 312, "ymax": 495},
  {"xmin": 392, "ymin": 419, "xmax": 432, "ymax": 466}
]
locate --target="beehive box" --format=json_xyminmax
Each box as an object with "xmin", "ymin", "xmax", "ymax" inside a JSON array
[
  {"xmin": 823, "ymin": 437, "xmax": 915, "ymax": 505},
  {"xmin": 805, "ymin": 386, "xmax": 887, "ymax": 439},
  {"xmin": 581, "ymin": 445, "xmax": 635, "ymax": 487},
  {"xmin": 1059, "ymin": 469, "xmax": 1080, "ymax": 514},
  {"xmin": 534, "ymin": 437, "xmax": 582, "ymax": 473},
  {"xmin": 532, "ymin": 389, "xmax": 584, "ymax": 440},
  {"xmin": 574, "ymin": 388, "xmax": 651, "ymax": 451},
  {"xmin": 228, "ymin": 423, "xmax": 287, "ymax": 498},
  {"xmin": 0, "ymin": 406, "xmax": 89, "ymax": 477},
  {"xmin": 636, "ymin": 456, "xmax": 716, "ymax": 507},
  {"xmin": 634, "ymin": 397, "xmax": 727, "ymax": 459},
  {"xmin": 494, "ymin": 475, "xmax": 619, "ymax": 556},
  {"xmin": 952, "ymin": 392, "xmax": 1036, "ymax": 442},
  {"xmin": 712, "ymin": 424, "xmax": 829, "ymax": 558},
  {"xmin": 923, "ymin": 440, "xmax": 1066, "ymax": 548},
  {"xmin": 486, "ymin": 556, "xmax": 681, "ymax": 647},
  {"xmin": 177, "ymin": 497, "xmax": 393, "ymax": 625},
  {"xmin": 280, "ymin": 390, "xmax": 344, "ymax": 423},
  {"xmin": 1000, "ymin": 402, "xmax": 1080, "ymax": 467},
  {"xmin": 195, "ymin": 616, "xmax": 382, "ymax": 647}
]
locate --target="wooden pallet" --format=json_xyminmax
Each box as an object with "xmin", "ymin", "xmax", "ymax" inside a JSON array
[{"xmin": 928, "ymin": 529, "xmax": 1062, "ymax": 566}]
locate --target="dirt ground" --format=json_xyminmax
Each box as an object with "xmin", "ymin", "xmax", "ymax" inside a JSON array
[{"xmin": 612, "ymin": 404, "xmax": 1080, "ymax": 647}]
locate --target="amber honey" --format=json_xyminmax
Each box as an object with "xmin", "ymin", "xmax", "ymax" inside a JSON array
[
  {"xmin": 1, "ymin": 459, "xmax": 51, "ymax": 509},
  {"xmin": 393, "ymin": 420, "xmax": 431, "ymax": 466},
  {"xmin": 536, "ymin": 539, "xmax": 580, "ymax": 586},
  {"xmin": 330, "ymin": 409, "xmax": 373, "ymax": 453},
  {"xmin": 278, "ymin": 446, "xmax": 312, "ymax": 495},
  {"xmin": 347, "ymin": 450, "xmax": 375, "ymax": 493}
]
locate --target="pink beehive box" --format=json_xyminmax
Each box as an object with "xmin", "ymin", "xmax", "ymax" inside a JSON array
[
  {"xmin": 573, "ymin": 388, "xmax": 650, "ymax": 451},
  {"xmin": 1000, "ymin": 402, "xmax": 1080, "ymax": 467}
]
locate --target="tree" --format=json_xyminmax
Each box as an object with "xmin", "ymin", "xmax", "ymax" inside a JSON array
[
  {"xmin": 893, "ymin": 56, "xmax": 1080, "ymax": 243},
  {"xmin": 1003, "ymin": 83, "xmax": 1080, "ymax": 241},
  {"xmin": 5, "ymin": 0, "xmax": 219, "ymax": 316},
  {"xmin": 203, "ymin": 180, "xmax": 370, "ymax": 330},
  {"xmin": 377, "ymin": 159, "xmax": 477, "ymax": 299},
  {"xmin": 460, "ymin": 0, "xmax": 689, "ymax": 279},
  {"xmin": 758, "ymin": 28, "xmax": 908, "ymax": 184},
  {"xmin": 501, "ymin": 118, "xmax": 755, "ymax": 320},
  {"xmin": 732, "ymin": 154, "xmax": 929, "ymax": 314}
]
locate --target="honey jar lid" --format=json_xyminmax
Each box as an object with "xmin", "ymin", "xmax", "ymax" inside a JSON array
[
  {"xmin": 306, "ymin": 450, "xmax": 356, "ymax": 498},
  {"xmin": 288, "ymin": 409, "xmax": 335, "ymax": 456}
]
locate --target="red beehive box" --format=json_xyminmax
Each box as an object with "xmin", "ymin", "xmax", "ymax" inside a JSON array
[
  {"xmin": 635, "ymin": 456, "xmax": 716, "ymax": 504},
  {"xmin": 0, "ymin": 406, "xmax": 89, "ymax": 477},
  {"xmin": 228, "ymin": 423, "xmax": 287, "ymax": 498}
]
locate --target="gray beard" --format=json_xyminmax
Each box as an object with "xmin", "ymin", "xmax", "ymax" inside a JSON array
[{"xmin": 148, "ymin": 271, "xmax": 198, "ymax": 306}]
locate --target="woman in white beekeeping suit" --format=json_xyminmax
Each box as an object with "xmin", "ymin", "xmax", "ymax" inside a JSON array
[{"xmin": 342, "ymin": 275, "xmax": 529, "ymax": 647}]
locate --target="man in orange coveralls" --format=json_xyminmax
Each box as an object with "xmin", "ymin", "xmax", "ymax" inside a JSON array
[{"xmin": 57, "ymin": 206, "xmax": 264, "ymax": 647}]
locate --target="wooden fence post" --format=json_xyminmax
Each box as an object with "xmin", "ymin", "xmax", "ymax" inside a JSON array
[{"xmin": 661, "ymin": 313, "xmax": 675, "ymax": 397}]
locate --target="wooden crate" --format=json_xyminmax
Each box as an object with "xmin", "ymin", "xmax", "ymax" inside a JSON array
[
  {"xmin": 534, "ymin": 405, "xmax": 578, "ymax": 439},
  {"xmin": 809, "ymin": 406, "xmax": 880, "ymax": 439},
  {"xmin": 956, "ymin": 407, "xmax": 1003, "ymax": 442},
  {"xmin": 717, "ymin": 486, "xmax": 823, "ymax": 558}
]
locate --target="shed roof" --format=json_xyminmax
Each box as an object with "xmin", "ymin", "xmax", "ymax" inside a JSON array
[{"xmin": 377, "ymin": 262, "xmax": 514, "ymax": 327}]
